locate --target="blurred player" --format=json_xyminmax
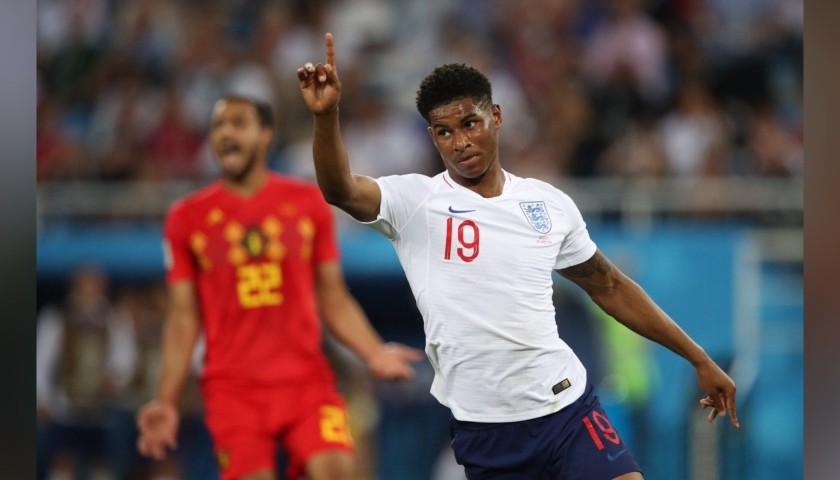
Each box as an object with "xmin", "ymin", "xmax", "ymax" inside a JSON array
[
  {"xmin": 297, "ymin": 33, "xmax": 738, "ymax": 479},
  {"xmin": 135, "ymin": 94, "xmax": 423, "ymax": 480}
]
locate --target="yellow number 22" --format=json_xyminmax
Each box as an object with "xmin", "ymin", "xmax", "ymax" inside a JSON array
[{"xmin": 236, "ymin": 263, "xmax": 282, "ymax": 308}]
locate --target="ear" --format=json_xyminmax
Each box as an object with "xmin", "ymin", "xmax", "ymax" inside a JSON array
[
  {"xmin": 261, "ymin": 126, "xmax": 274, "ymax": 149},
  {"xmin": 491, "ymin": 104, "xmax": 503, "ymax": 128},
  {"xmin": 426, "ymin": 126, "xmax": 444, "ymax": 155},
  {"xmin": 426, "ymin": 126, "xmax": 438, "ymax": 145}
]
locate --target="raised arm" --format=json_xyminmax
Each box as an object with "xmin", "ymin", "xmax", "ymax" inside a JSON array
[
  {"xmin": 558, "ymin": 249, "xmax": 740, "ymax": 428},
  {"xmin": 315, "ymin": 260, "xmax": 423, "ymax": 380},
  {"xmin": 297, "ymin": 32, "xmax": 382, "ymax": 222},
  {"xmin": 136, "ymin": 280, "xmax": 202, "ymax": 459}
]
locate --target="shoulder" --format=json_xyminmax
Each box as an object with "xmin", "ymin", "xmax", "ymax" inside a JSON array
[
  {"xmin": 268, "ymin": 173, "xmax": 324, "ymax": 199},
  {"xmin": 265, "ymin": 174, "xmax": 334, "ymax": 220},
  {"xmin": 377, "ymin": 172, "xmax": 441, "ymax": 191},
  {"xmin": 511, "ymin": 172, "xmax": 553, "ymax": 190},
  {"xmin": 510, "ymin": 174, "xmax": 583, "ymax": 214},
  {"xmin": 268, "ymin": 172, "xmax": 315, "ymax": 189},
  {"xmin": 167, "ymin": 181, "xmax": 223, "ymax": 218},
  {"xmin": 511, "ymin": 174, "xmax": 571, "ymax": 200}
]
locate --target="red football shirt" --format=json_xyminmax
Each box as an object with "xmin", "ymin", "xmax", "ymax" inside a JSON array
[{"xmin": 163, "ymin": 174, "xmax": 339, "ymax": 386}]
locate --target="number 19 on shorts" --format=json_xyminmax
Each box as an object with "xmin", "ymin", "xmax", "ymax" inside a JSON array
[{"xmin": 582, "ymin": 411, "xmax": 621, "ymax": 450}]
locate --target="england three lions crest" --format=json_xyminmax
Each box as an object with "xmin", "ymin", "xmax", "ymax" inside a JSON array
[{"xmin": 520, "ymin": 201, "xmax": 552, "ymax": 234}]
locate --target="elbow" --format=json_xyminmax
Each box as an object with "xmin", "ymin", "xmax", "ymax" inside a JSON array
[
  {"xmin": 585, "ymin": 275, "xmax": 624, "ymax": 310},
  {"xmin": 317, "ymin": 179, "xmax": 354, "ymax": 208},
  {"xmin": 588, "ymin": 286, "xmax": 618, "ymax": 311},
  {"xmin": 320, "ymin": 307, "xmax": 345, "ymax": 337},
  {"xmin": 320, "ymin": 188, "xmax": 348, "ymax": 208},
  {"xmin": 587, "ymin": 273, "xmax": 643, "ymax": 315}
]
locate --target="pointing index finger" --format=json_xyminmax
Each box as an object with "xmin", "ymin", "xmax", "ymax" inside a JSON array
[
  {"xmin": 725, "ymin": 391, "xmax": 740, "ymax": 428},
  {"xmin": 325, "ymin": 32, "xmax": 335, "ymax": 67}
]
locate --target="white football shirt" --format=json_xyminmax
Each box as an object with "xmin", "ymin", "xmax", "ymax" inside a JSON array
[{"xmin": 365, "ymin": 170, "xmax": 597, "ymax": 422}]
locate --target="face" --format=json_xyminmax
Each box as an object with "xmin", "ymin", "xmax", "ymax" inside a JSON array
[
  {"xmin": 210, "ymin": 99, "xmax": 271, "ymax": 183},
  {"xmin": 71, "ymin": 268, "xmax": 106, "ymax": 304},
  {"xmin": 427, "ymin": 97, "xmax": 502, "ymax": 183}
]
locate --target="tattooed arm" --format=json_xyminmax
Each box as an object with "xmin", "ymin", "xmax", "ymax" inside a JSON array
[{"xmin": 558, "ymin": 249, "xmax": 740, "ymax": 427}]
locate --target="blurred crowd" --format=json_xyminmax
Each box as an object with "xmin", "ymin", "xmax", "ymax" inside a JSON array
[
  {"xmin": 36, "ymin": 267, "xmax": 218, "ymax": 480},
  {"xmin": 37, "ymin": 0, "xmax": 803, "ymax": 186}
]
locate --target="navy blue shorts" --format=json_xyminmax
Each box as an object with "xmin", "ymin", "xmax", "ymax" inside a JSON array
[{"xmin": 449, "ymin": 384, "xmax": 642, "ymax": 479}]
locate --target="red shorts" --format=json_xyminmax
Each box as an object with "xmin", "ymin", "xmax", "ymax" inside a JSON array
[{"xmin": 202, "ymin": 379, "xmax": 355, "ymax": 480}]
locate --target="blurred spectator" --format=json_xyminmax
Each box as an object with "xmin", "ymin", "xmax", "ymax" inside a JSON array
[
  {"xmin": 37, "ymin": 98, "xmax": 91, "ymax": 181},
  {"xmin": 598, "ymin": 111, "xmax": 668, "ymax": 178},
  {"xmin": 87, "ymin": 70, "xmax": 163, "ymax": 179},
  {"xmin": 146, "ymin": 85, "xmax": 205, "ymax": 179},
  {"xmin": 657, "ymin": 78, "xmax": 731, "ymax": 177},
  {"xmin": 581, "ymin": 0, "xmax": 670, "ymax": 106},
  {"xmin": 37, "ymin": 0, "xmax": 109, "ymax": 57},
  {"xmin": 37, "ymin": 0, "xmax": 107, "ymax": 106},
  {"xmin": 693, "ymin": 0, "xmax": 798, "ymax": 61},
  {"xmin": 488, "ymin": 0, "xmax": 586, "ymax": 97},
  {"xmin": 36, "ymin": 265, "xmax": 137, "ymax": 480},
  {"xmin": 109, "ymin": 0, "xmax": 185, "ymax": 82},
  {"xmin": 327, "ymin": 0, "xmax": 398, "ymax": 67},
  {"xmin": 746, "ymin": 104, "xmax": 803, "ymax": 176},
  {"xmin": 269, "ymin": 0, "xmax": 331, "ymax": 70},
  {"xmin": 534, "ymin": 78, "xmax": 598, "ymax": 178}
]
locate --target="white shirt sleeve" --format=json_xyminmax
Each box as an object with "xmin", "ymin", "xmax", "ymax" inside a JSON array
[
  {"xmin": 554, "ymin": 190, "xmax": 598, "ymax": 270},
  {"xmin": 363, "ymin": 174, "xmax": 434, "ymax": 239}
]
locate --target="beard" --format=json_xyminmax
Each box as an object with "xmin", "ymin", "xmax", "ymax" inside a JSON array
[{"xmin": 218, "ymin": 146, "xmax": 261, "ymax": 183}]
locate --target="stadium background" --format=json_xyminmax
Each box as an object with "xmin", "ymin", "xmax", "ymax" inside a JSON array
[{"xmin": 35, "ymin": 0, "xmax": 803, "ymax": 479}]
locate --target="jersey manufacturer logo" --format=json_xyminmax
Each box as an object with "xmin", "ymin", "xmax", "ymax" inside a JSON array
[
  {"xmin": 552, "ymin": 378, "xmax": 571, "ymax": 394},
  {"xmin": 448, "ymin": 206, "xmax": 476, "ymax": 214},
  {"xmin": 520, "ymin": 201, "xmax": 552, "ymax": 233},
  {"xmin": 607, "ymin": 448, "xmax": 627, "ymax": 462}
]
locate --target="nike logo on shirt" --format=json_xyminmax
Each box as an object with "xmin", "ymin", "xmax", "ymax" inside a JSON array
[
  {"xmin": 448, "ymin": 206, "xmax": 476, "ymax": 214},
  {"xmin": 607, "ymin": 449, "xmax": 627, "ymax": 462}
]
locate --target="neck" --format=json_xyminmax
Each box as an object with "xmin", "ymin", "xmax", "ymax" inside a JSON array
[
  {"xmin": 222, "ymin": 165, "xmax": 269, "ymax": 197},
  {"xmin": 455, "ymin": 165, "xmax": 506, "ymax": 198}
]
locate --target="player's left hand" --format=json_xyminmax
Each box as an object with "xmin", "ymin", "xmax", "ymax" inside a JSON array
[
  {"xmin": 695, "ymin": 359, "xmax": 739, "ymax": 428},
  {"xmin": 367, "ymin": 342, "xmax": 424, "ymax": 381},
  {"xmin": 136, "ymin": 400, "xmax": 180, "ymax": 460}
]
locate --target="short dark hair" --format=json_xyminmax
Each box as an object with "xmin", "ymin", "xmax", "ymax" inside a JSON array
[
  {"xmin": 415, "ymin": 64, "xmax": 493, "ymax": 122},
  {"xmin": 217, "ymin": 94, "xmax": 275, "ymax": 129}
]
